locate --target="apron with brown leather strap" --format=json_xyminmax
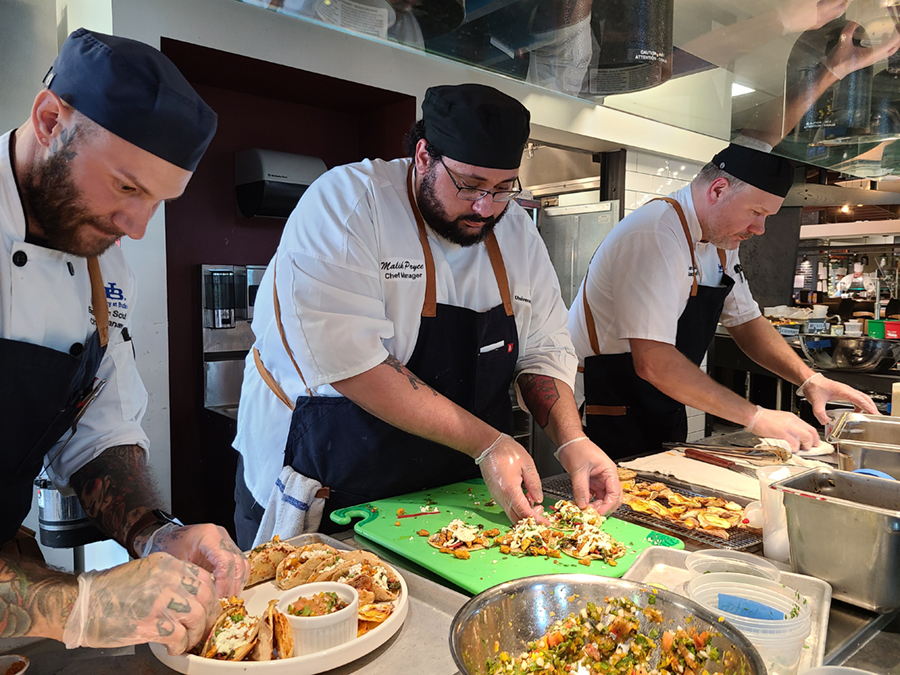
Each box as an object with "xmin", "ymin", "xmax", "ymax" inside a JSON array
[
  {"xmin": 581, "ymin": 197, "xmax": 735, "ymax": 460},
  {"xmin": 252, "ymin": 166, "xmax": 520, "ymax": 532},
  {"xmin": 0, "ymin": 258, "xmax": 109, "ymax": 545}
]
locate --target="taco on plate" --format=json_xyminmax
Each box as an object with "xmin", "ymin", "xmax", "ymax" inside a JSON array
[
  {"xmin": 275, "ymin": 544, "xmax": 341, "ymax": 590},
  {"xmin": 249, "ymin": 599, "xmax": 293, "ymax": 661},
  {"xmin": 323, "ymin": 551, "xmax": 401, "ymax": 602},
  {"xmin": 246, "ymin": 535, "xmax": 298, "ymax": 587},
  {"xmin": 202, "ymin": 597, "xmax": 260, "ymax": 661}
]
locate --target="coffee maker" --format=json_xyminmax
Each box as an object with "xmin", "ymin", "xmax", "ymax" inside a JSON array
[{"xmin": 201, "ymin": 264, "xmax": 266, "ymax": 418}]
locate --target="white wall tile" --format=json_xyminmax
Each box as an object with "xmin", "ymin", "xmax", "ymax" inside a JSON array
[
  {"xmin": 686, "ymin": 430, "xmax": 705, "ymax": 442},
  {"xmin": 626, "ymin": 171, "xmax": 654, "ymax": 193},
  {"xmin": 688, "ymin": 414, "xmax": 706, "ymax": 436}
]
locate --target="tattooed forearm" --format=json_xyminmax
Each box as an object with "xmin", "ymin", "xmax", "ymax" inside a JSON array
[
  {"xmin": 517, "ymin": 373, "xmax": 561, "ymax": 428},
  {"xmin": 0, "ymin": 555, "xmax": 78, "ymax": 639},
  {"xmin": 382, "ymin": 354, "xmax": 438, "ymax": 396},
  {"xmin": 70, "ymin": 445, "xmax": 161, "ymax": 547}
]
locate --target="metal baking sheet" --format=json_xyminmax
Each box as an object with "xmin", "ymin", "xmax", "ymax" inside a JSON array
[
  {"xmin": 542, "ymin": 474, "xmax": 763, "ymax": 551},
  {"xmin": 286, "ymin": 533, "xmax": 467, "ymax": 674},
  {"xmin": 622, "ymin": 546, "xmax": 832, "ymax": 672}
]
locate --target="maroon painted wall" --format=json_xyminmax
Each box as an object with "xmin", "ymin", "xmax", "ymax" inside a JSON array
[{"xmin": 161, "ymin": 40, "xmax": 416, "ymax": 533}]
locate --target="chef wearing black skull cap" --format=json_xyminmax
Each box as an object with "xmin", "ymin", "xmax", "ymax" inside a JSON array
[
  {"xmin": 568, "ymin": 143, "xmax": 878, "ymax": 460},
  {"xmin": 0, "ymin": 28, "xmax": 248, "ymax": 653},
  {"xmin": 234, "ymin": 83, "xmax": 621, "ymax": 547}
]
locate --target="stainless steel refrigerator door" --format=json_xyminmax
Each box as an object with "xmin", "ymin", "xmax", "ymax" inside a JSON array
[{"xmin": 537, "ymin": 200, "xmax": 619, "ymax": 307}]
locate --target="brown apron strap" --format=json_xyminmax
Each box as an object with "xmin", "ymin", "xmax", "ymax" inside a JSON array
[
  {"xmin": 86, "ymin": 258, "xmax": 109, "ymax": 347},
  {"xmin": 717, "ymin": 248, "xmax": 727, "ymax": 270},
  {"xmin": 582, "ymin": 275, "xmax": 601, "ymax": 356},
  {"xmin": 406, "ymin": 164, "xmax": 513, "ymax": 318},
  {"xmin": 585, "ymin": 404, "xmax": 627, "ymax": 416},
  {"xmin": 484, "ymin": 232, "xmax": 514, "ymax": 317},
  {"xmin": 266, "ymin": 256, "xmax": 314, "ymax": 399},
  {"xmin": 652, "ymin": 197, "xmax": 699, "ymax": 298},
  {"xmin": 253, "ymin": 347, "xmax": 294, "ymax": 410},
  {"xmin": 407, "ymin": 166, "xmax": 438, "ymax": 318}
]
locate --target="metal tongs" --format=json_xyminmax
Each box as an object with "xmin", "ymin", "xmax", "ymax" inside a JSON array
[{"xmin": 663, "ymin": 441, "xmax": 790, "ymax": 463}]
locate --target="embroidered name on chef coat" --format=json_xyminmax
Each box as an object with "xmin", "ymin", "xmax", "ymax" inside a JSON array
[
  {"xmin": 88, "ymin": 281, "xmax": 130, "ymax": 330},
  {"xmin": 380, "ymin": 258, "xmax": 425, "ymax": 281}
]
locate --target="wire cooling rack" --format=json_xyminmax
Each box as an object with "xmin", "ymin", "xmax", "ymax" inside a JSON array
[{"xmin": 541, "ymin": 474, "xmax": 763, "ymax": 551}]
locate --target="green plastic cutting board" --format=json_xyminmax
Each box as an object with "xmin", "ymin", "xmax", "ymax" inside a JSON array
[{"xmin": 330, "ymin": 478, "xmax": 683, "ymax": 595}]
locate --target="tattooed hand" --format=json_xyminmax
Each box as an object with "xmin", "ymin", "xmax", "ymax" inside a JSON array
[
  {"xmin": 147, "ymin": 524, "xmax": 250, "ymax": 598},
  {"xmin": 62, "ymin": 553, "xmax": 218, "ymax": 655}
]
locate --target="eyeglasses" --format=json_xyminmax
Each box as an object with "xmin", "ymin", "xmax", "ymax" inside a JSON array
[{"xmin": 439, "ymin": 158, "xmax": 522, "ymax": 203}]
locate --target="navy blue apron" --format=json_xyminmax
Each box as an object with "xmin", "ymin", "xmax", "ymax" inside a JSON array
[
  {"xmin": 250, "ymin": 166, "xmax": 520, "ymax": 535},
  {"xmin": 581, "ymin": 197, "xmax": 735, "ymax": 461},
  {"xmin": 0, "ymin": 257, "xmax": 109, "ymax": 544}
]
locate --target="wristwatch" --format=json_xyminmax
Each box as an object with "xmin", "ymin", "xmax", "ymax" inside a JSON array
[{"xmin": 125, "ymin": 509, "xmax": 184, "ymax": 559}]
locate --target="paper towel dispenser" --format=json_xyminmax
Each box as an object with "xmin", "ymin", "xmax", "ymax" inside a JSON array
[{"xmin": 235, "ymin": 148, "xmax": 327, "ymax": 219}]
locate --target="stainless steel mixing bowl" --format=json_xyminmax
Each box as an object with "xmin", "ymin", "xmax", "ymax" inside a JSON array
[
  {"xmin": 799, "ymin": 334, "xmax": 900, "ymax": 373},
  {"xmin": 450, "ymin": 574, "xmax": 766, "ymax": 675}
]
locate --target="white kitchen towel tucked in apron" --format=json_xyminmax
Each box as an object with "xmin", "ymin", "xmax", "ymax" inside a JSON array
[{"xmin": 252, "ymin": 466, "xmax": 325, "ymax": 547}]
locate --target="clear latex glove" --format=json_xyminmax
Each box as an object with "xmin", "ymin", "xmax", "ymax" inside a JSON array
[
  {"xmin": 824, "ymin": 20, "xmax": 900, "ymax": 80},
  {"xmin": 745, "ymin": 406, "xmax": 819, "ymax": 452},
  {"xmin": 477, "ymin": 433, "xmax": 546, "ymax": 524},
  {"xmin": 799, "ymin": 373, "xmax": 879, "ymax": 424},
  {"xmin": 148, "ymin": 523, "xmax": 250, "ymax": 598},
  {"xmin": 62, "ymin": 552, "xmax": 218, "ymax": 655},
  {"xmin": 555, "ymin": 438, "xmax": 622, "ymax": 515}
]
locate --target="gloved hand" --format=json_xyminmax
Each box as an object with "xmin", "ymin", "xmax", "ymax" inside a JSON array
[
  {"xmin": 477, "ymin": 433, "xmax": 546, "ymax": 524},
  {"xmin": 824, "ymin": 20, "xmax": 900, "ymax": 80},
  {"xmin": 555, "ymin": 437, "xmax": 622, "ymax": 515},
  {"xmin": 798, "ymin": 372, "xmax": 879, "ymax": 424},
  {"xmin": 147, "ymin": 523, "xmax": 250, "ymax": 598},
  {"xmin": 745, "ymin": 405, "xmax": 819, "ymax": 452},
  {"xmin": 62, "ymin": 552, "xmax": 218, "ymax": 655}
]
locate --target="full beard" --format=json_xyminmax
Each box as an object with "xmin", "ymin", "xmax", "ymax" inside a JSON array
[
  {"xmin": 21, "ymin": 150, "xmax": 121, "ymax": 258},
  {"xmin": 417, "ymin": 165, "xmax": 506, "ymax": 247}
]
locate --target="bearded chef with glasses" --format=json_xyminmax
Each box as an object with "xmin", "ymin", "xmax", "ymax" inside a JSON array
[{"xmin": 233, "ymin": 83, "xmax": 620, "ymax": 547}]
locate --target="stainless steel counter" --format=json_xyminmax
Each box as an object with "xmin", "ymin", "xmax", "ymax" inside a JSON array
[{"xmin": 2, "ymin": 529, "xmax": 898, "ymax": 673}]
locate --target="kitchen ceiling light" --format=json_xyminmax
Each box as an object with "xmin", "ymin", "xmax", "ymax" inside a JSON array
[{"xmin": 731, "ymin": 82, "xmax": 755, "ymax": 97}]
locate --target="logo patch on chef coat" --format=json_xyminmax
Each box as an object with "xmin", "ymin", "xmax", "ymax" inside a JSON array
[{"xmin": 380, "ymin": 258, "xmax": 424, "ymax": 281}]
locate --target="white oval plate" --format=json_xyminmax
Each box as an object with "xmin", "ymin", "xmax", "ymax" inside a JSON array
[{"xmin": 149, "ymin": 565, "xmax": 408, "ymax": 674}]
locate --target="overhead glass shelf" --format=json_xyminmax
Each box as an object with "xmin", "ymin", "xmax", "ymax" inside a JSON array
[{"xmin": 235, "ymin": 0, "xmax": 900, "ymax": 178}]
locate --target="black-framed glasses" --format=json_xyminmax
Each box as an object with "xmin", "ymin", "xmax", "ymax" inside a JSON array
[{"xmin": 439, "ymin": 157, "xmax": 522, "ymax": 203}]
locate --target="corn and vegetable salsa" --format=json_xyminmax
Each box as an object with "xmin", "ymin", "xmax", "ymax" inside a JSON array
[{"xmin": 486, "ymin": 596, "xmax": 723, "ymax": 675}]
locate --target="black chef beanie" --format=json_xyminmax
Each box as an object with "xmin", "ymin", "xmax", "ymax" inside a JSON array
[
  {"xmin": 710, "ymin": 143, "xmax": 794, "ymax": 198},
  {"xmin": 43, "ymin": 28, "xmax": 217, "ymax": 172},
  {"xmin": 422, "ymin": 84, "xmax": 530, "ymax": 170}
]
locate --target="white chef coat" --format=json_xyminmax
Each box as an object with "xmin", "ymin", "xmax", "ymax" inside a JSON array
[
  {"xmin": 234, "ymin": 157, "xmax": 576, "ymax": 504},
  {"xmin": 567, "ymin": 184, "xmax": 760, "ymax": 402},
  {"xmin": 0, "ymin": 131, "xmax": 149, "ymax": 489},
  {"xmin": 837, "ymin": 273, "xmax": 876, "ymax": 295}
]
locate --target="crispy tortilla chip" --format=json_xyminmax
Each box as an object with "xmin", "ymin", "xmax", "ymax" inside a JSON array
[
  {"xmin": 358, "ymin": 602, "xmax": 394, "ymax": 624},
  {"xmin": 325, "ymin": 551, "xmax": 401, "ymax": 602},
  {"xmin": 427, "ymin": 519, "xmax": 491, "ymax": 552}
]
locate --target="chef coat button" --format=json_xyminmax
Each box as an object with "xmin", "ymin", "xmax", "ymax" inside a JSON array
[
  {"xmin": 12, "ymin": 251, "xmax": 27, "ymax": 267},
  {"xmin": 69, "ymin": 342, "xmax": 84, "ymax": 356}
]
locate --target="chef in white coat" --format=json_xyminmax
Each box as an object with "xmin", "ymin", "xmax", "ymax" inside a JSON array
[
  {"xmin": 568, "ymin": 143, "xmax": 878, "ymax": 460},
  {"xmin": 234, "ymin": 84, "xmax": 620, "ymax": 547},
  {"xmin": 1, "ymin": 28, "xmax": 247, "ymax": 654}
]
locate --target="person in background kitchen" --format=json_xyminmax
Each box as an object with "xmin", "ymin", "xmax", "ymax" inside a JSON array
[
  {"xmin": 838, "ymin": 262, "xmax": 877, "ymax": 298},
  {"xmin": 0, "ymin": 29, "xmax": 249, "ymax": 655},
  {"xmin": 233, "ymin": 83, "xmax": 621, "ymax": 548},
  {"xmin": 568, "ymin": 142, "xmax": 879, "ymax": 461}
]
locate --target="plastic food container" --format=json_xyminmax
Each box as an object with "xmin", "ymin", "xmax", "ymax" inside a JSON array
[
  {"xmin": 799, "ymin": 668, "xmax": 878, "ymax": 675},
  {"xmin": 277, "ymin": 581, "xmax": 359, "ymax": 656},
  {"xmin": 685, "ymin": 549, "xmax": 781, "ymax": 582},
  {"xmin": 686, "ymin": 572, "xmax": 812, "ymax": 675}
]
